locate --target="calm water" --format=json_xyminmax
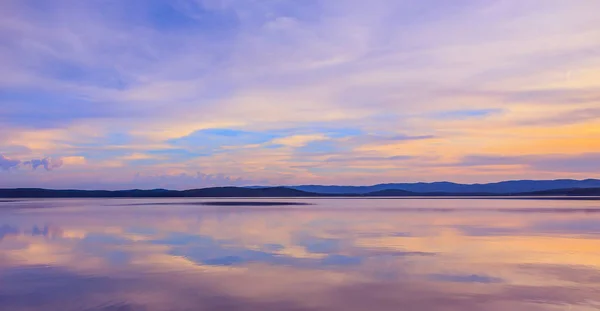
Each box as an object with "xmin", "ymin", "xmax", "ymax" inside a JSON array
[{"xmin": 1, "ymin": 198, "xmax": 600, "ymax": 311}]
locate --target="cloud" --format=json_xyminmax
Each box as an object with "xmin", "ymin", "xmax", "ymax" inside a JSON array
[
  {"xmin": 446, "ymin": 88, "xmax": 600, "ymax": 106},
  {"xmin": 531, "ymin": 153, "xmax": 600, "ymax": 173},
  {"xmin": 22, "ymin": 157, "xmax": 64, "ymax": 171},
  {"xmin": 427, "ymin": 273, "xmax": 503, "ymax": 284},
  {"xmin": 516, "ymin": 107, "xmax": 600, "ymax": 126},
  {"xmin": 270, "ymin": 134, "xmax": 328, "ymax": 147},
  {"xmin": 1, "ymin": 0, "xmax": 600, "ymax": 186},
  {"xmin": 131, "ymin": 172, "xmax": 269, "ymax": 190},
  {"xmin": 0, "ymin": 154, "xmax": 21, "ymax": 170},
  {"xmin": 294, "ymin": 140, "xmax": 349, "ymax": 156},
  {"xmin": 430, "ymin": 108, "xmax": 504, "ymax": 120},
  {"xmin": 325, "ymin": 155, "xmax": 414, "ymax": 162},
  {"xmin": 168, "ymin": 128, "xmax": 279, "ymax": 151},
  {"xmin": 61, "ymin": 156, "xmax": 86, "ymax": 165},
  {"xmin": 0, "ymin": 154, "xmax": 65, "ymax": 171},
  {"xmin": 457, "ymin": 155, "xmax": 525, "ymax": 167},
  {"xmin": 348, "ymin": 134, "xmax": 436, "ymax": 145},
  {"xmin": 457, "ymin": 153, "xmax": 600, "ymax": 173}
]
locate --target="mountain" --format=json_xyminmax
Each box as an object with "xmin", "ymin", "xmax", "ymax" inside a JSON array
[{"xmin": 288, "ymin": 179, "xmax": 600, "ymax": 194}]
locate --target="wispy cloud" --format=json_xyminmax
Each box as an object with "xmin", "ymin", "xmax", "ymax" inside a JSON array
[
  {"xmin": 325, "ymin": 155, "xmax": 414, "ymax": 163},
  {"xmin": 430, "ymin": 109, "xmax": 504, "ymax": 120},
  {"xmin": 1, "ymin": 0, "xmax": 599, "ymax": 187},
  {"xmin": 515, "ymin": 107, "xmax": 600, "ymax": 127},
  {"xmin": 457, "ymin": 153, "xmax": 600, "ymax": 173}
]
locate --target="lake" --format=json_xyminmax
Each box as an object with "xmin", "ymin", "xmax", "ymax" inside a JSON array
[{"xmin": 1, "ymin": 198, "xmax": 599, "ymax": 311}]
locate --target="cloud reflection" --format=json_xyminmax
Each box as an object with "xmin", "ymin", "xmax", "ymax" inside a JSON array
[{"xmin": 0, "ymin": 198, "xmax": 600, "ymax": 310}]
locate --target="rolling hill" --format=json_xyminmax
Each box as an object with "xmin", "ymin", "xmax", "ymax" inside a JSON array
[
  {"xmin": 288, "ymin": 179, "xmax": 600, "ymax": 194},
  {"xmin": 1, "ymin": 184, "xmax": 600, "ymax": 198}
]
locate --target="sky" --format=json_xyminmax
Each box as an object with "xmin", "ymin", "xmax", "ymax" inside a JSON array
[{"xmin": 1, "ymin": 0, "xmax": 599, "ymax": 189}]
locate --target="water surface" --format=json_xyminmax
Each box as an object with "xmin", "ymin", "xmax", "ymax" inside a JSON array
[{"xmin": 1, "ymin": 198, "xmax": 599, "ymax": 310}]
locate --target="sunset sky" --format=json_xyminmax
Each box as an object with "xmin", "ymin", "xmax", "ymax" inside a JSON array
[{"xmin": 1, "ymin": 0, "xmax": 599, "ymax": 189}]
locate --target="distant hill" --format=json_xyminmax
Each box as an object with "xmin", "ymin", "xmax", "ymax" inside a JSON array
[
  {"xmin": 1, "ymin": 181, "xmax": 599, "ymax": 198},
  {"xmin": 288, "ymin": 179, "xmax": 600, "ymax": 194},
  {"xmin": 0, "ymin": 187, "xmax": 322, "ymax": 198},
  {"xmin": 517, "ymin": 187, "xmax": 600, "ymax": 196},
  {"xmin": 0, "ymin": 188, "xmax": 179, "ymax": 198},
  {"xmin": 360, "ymin": 189, "xmax": 419, "ymax": 196}
]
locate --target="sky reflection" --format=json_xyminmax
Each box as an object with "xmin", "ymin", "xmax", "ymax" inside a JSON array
[{"xmin": 1, "ymin": 198, "xmax": 599, "ymax": 310}]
